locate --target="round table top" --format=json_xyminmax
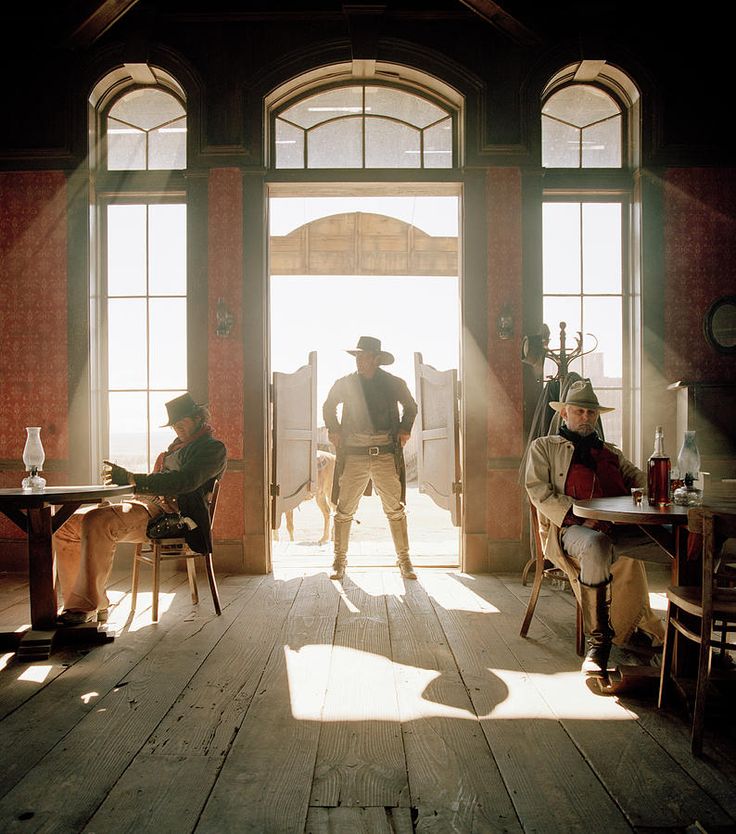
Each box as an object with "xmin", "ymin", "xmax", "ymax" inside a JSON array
[
  {"xmin": 572, "ymin": 495, "xmax": 690, "ymax": 524},
  {"xmin": 0, "ymin": 483, "xmax": 133, "ymax": 506}
]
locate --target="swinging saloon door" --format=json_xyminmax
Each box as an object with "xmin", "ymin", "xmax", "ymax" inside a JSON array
[
  {"xmin": 271, "ymin": 351, "xmax": 318, "ymax": 531},
  {"xmin": 413, "ymin": 352, "xmax": 461, "ymax": 526}
]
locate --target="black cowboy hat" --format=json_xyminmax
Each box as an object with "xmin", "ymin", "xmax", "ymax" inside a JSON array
[
  {"xmin": 161, "ymin": 392, "xmax": 207, "ymax": 426},
  {"xmin": 346, "ymin": 335, "xmax": 395, "ymax": 365}
]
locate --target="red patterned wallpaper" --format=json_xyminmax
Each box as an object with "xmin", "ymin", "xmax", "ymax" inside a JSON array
[
  {"xmin": 664, "ymin": 168, "xmax": 736, "ymax": 383},
  {"xmin": 0, "ymin": 171, "xmax": 68, "ymax": 539},
  {"xmin": 486, "ymin": 168, "xmax": 524, "ymax": 540},
  {"xmin": 0, "ymin": 172, "xmax": 68, "ymax": 459},
  {"xmin": 208, "ymin": 168, "xmax": 244, "ymax": 540}
]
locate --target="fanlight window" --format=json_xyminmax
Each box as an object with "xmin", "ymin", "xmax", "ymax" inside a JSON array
[
  {"xmin": 542, "ymin": 85, "xmax": 622, "ymax": 168},
  {"xmin": 274, "ymin": 85, "xmax": 453, "ymax": 169},
  {"xmin": 107, "ymin": 88, "xmax": 186, "ymax": 171}
]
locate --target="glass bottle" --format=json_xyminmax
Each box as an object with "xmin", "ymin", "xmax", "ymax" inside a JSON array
[
  {"xmin": 677, "ymin": 430, "xmax": 701, "ymax": 483},
  {"xmin": 673, "ymin": 430, "xmax": 703, "ymax": 505},
  {"xmin": 21, "ymin": 427, "xmax": 46, "ymax": 491},
  {"xmin": 647, "ymin": 425, "xmax": 671, "ymax": 506}
]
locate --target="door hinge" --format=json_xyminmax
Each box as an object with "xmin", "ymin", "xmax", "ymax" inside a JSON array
[
  {"xmin": 452, "ymin": 481, "xmax": 462, "ymax": 494},
  {"xmin": 270, "ymin": 483, "xmax": 280, "ymax": 497}
]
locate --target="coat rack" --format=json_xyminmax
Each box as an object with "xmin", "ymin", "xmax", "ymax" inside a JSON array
[{"xmin": 522, "ymin": 321, "xmax": 598, "ymax": 383}]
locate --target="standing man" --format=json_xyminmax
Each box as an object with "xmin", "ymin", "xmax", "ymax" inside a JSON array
[
  {"xmin": 525, "ymin": 380, "xmax": 665, "ymax": 676},
  {"xmin": 55, "ymin": 393, "xmax": 227, "ymax": 625},
  {"xmin": 323, "ymin": 336, "xmax": 418, "ymax": 581}
]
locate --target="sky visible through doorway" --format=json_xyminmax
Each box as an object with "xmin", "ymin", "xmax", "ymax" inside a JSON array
[{"xmin": 269, "ymin": 195, "xmax": 460, "ymax": 411}]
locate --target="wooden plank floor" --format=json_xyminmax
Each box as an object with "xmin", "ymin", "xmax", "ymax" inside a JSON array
[{"xmin": 0, "ymin": 562, "xmax": 735, "ymax": 834}]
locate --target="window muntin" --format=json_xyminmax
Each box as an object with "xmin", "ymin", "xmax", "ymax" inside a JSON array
[
  {"xmin": 274, "ymin": 84, "xmax": 453, "ymax": 169},
  {"xmin": 107, "ymin": 88, "xmax": 186, "ymax": 171},
  {"xmin": 542, "ymin": 85, "xmax": 622, "ymax": 168},
  {"xmin": 106, "ymin": 202, "xmax": 187, "ymax": 471},
  {"xmin": 543, "ymin": 202, "xmax": 625, "ymax": 446}
]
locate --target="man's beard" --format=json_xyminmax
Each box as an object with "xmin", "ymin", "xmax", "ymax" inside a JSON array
[{"xmin": 573, "ymin": 423, "xmax": 596, "ymax": 437}]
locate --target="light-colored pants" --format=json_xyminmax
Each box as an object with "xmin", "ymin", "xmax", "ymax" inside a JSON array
[
  {"xmin": 54, "ymin": 502, "xmax": 152, "ymax": 613},
  {"xmin": 335, "ymin": 452, "xmax": 405, "ymax": 523},
  {"xmin": 561, "ymin": 523, "xmax": 662, "ymax": 586}
]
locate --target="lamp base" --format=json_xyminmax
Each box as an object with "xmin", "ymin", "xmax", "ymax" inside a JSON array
[{"xmin": 22, "ymin": 474, "xmax": 46, "ymax": 492}]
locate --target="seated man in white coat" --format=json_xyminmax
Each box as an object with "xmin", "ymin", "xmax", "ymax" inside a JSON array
[{"xmin": 525, "ymin": 380, "xmax": 665, "ymax": 676}]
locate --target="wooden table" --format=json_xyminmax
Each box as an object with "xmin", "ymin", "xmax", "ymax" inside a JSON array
[
  {"xmin": 572, "ymin": 496, "xmax": 691, "ymax": 583},
  {"xmin": 0, "ymin": 484, "xmax": 133, "ymax": 658},
  {"xmin": 571, "ymin": 492, "xmax": 736, "ymax": 686}
]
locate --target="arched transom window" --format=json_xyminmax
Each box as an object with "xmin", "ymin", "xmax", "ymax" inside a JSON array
[
  {"xmin": 274, "ymin": 84, "xmax": 454, "ymax": 169},
  {"xmin": 107, "ymin": 87, "xmax": 186, "ymax": 171},
  {"xmin": 542, "ymin": 84, "xmax": 622, "ymax": 168}
]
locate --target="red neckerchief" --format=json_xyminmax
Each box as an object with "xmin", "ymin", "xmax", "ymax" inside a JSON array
[{"xmin": 153, "ymin": 423, "xmax": 214, "ymax": 473}]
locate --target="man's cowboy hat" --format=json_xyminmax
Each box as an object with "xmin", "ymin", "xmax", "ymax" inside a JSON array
[
  {"xmin": 161, "ymin": 392, "xmax": 207, "ymax": 426},
  {"xmin": 549, "ymin": 379, "xmax": 615, "ymax": 413},
  {"xmin": 346, "ymin": 335, "xmax": 394, "ymax": 365}
]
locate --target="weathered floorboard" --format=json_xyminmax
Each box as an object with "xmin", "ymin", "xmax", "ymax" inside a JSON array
[
  {"xmin": 383, "ymin": 572, "xmax": 523, "ymax": 833},
  {"xmin": 0, "ymin": 568, "xmax": 733, "ymax": 834}
]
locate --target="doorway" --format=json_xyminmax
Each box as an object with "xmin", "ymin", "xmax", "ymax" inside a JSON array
[{"xmin": 268, "ymin": 187, "xmax": 462, "ymax": 570}]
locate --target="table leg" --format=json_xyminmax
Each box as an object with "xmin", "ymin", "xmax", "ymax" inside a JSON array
[{"xmin": 26, "ymin": 505, "xmax": 57, "ymax": 629}]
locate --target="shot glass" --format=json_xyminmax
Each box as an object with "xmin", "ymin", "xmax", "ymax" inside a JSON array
[{"xmin": 631, "ymin": 487, "xmax": 644, "ymax": 505}]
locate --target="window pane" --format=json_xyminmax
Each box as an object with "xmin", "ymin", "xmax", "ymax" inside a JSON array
[
  {"xmin": 543, "ymin": 203, "xmax": 581, "ymax": 293},
  {"xmin": 582, "ymin": 296, "xmax": 622, "ymax": 382},
  {"xmin": 108, "ymin": 299, "xmax": 148, "ymax": 388},
  {"xmin": 107, "ymin": 118, "xmax": 146, "ymax": 170},
  {"xmin": 308, "ymin": 117, "xmax": 362, "ymax": 168},
  {"xmin": 365, "ymin": 118, "xmax": 420, "ymax": 168},
  {"xmin": 423, "ymin": 118, "xmax": 453, "ymax": 168},
  {"xmin": 542, "ymin": 116, "xmax": 580, "ymax": 168},
  {"xmin": 109, "ymin": 88, "xmax": 185, "ymax": 132},
  {"xmin": 149, "ymin": 116, "xmax": 187, "ymax": 170},
  {"xmin": 582, "ymin": 204, "xmax": 621, "ymax": 293},
  {"xmin": 149, "ymin": 204, "xmax": 186, "ymax": 294},
  {"xmin": 282, "ymin": 87, "xmax": 364, "ymax": 129},
  {"xmin": 365, "ymin": 87, "xmax": 445, "ymax": 128},
  {"xmin": 150, "ymin": 390, "xmax": 185, "ymax": 469},
  {"xmin": 581, "ymin": 116, "xmax": 621, "ymax": 168},
  {"xmin": 108, "ymin": 205, "xmax": 147, "ymax": 295},
  {"xmin": 149, "ymin": 298, "xmax": 187, "ymax": 389},
  {"xmin": 275, "ymin": 119, "xmax": 304, "ymax": 168},
  {"xmin": 542, "ymin": 85, "xmax": 619, "ymax": 129},
  {"xmin": 109, "ymin": 391, "xmax": 148, "ymax": 472},
  {"xmin": 594, "ymin": 388, "xmax": 622, "ymax": 448}
]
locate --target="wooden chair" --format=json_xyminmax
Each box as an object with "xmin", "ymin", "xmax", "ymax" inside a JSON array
[
  {"xmin": 131, "ymin": 481, "xmax": 222, "ymax": 622},
  {"xmin": 520, "ymin": 500, "xmax": 585, "ymax": 656},
  {"xmin": 658, "ymin": 508, "xmax": 736, "ymax": 755}
]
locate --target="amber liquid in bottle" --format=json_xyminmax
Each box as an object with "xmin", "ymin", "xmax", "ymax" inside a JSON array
[{"xmin": 647, "ymin": 425, "xmax": 671, "ymax": 506}]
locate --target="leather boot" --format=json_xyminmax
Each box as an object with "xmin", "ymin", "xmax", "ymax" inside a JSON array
[
  {"xmin": 331, "ymin": 518, "xmax": 351, "ymax": 580},
  {"xmin": 579, "ymin": 577, "xmax": 615, "ymax": 675},
  {"xmin": 389, "ymin": 517, "xmax": 416, "ymax": 580}
]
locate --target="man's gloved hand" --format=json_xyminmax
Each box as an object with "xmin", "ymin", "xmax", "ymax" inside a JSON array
[{"xmin": 102, "ymin": 459, "xmax": 133, "ymax": 486}]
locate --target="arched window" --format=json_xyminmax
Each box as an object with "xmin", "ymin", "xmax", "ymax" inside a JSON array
[
  {"xmin": 542, "ymin": 84, "xmax": 621, "ymax": 168},
  {"xmin": 540, "ymin": 63, "xmax": 640, "ymax": 451},
  {"xmin": 106, "ymin": 87, "xmax": 186, "ymax": 170},
  {"xmin": 273, "ymin": 83, "xmax": 455, "ymax": 169},
  {"xmin": 90, "ymin": 68, "xmax": 188, "ymax": 471}
]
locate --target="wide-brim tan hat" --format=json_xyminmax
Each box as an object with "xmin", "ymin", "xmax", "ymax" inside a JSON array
[
  {"xmin": 346, "ymin": 335, "xmax": 394, "ymax": 365},
  {"xmin": 549, "ymin": 379, "xmax": 615, "ymax": 413}
]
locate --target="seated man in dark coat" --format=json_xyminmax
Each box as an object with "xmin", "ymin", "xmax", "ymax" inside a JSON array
[{"xmin": 55, "ymin": 393, "xmax": 227, "ymax": 625}]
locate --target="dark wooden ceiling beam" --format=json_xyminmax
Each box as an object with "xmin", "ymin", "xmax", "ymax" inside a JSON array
[
  {"xmin": 457, "ymin": 0, "xmax": 542, "ymax": 46},
  {"xmin": 65, "ymin": 0, "xmax": 143, "ymax": 48}
]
